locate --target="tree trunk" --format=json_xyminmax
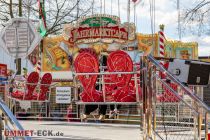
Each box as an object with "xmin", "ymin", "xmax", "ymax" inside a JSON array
[
  {"xmin": 19, "ymin": 0, "xmax": 22, "ymax": 17},
  {"xmin": 9, "ymin": 0, "xmax": 14, "ymax": 18}
]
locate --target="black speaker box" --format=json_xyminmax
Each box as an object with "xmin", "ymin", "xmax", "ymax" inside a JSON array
[{"xmin": 168, "ymin": 59, "xmax": 210, "ymax": 85}]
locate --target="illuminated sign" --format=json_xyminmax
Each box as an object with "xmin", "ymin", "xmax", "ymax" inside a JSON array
[{"xmin": 63, "ymin": 14, "xmax": 135, "ymax": 44}]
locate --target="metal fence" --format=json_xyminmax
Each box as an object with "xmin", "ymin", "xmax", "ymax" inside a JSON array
[{"xmin": 147, "ymin": 55, "xmax": 209, "ymax": 140}]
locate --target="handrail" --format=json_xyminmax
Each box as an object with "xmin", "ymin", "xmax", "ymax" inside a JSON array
[
  {"xmin": 73, "ymin": 71, "xmax": 140, "ymax": 75},
  {"xmin": 148, "ymin": 54, "xmax": 210, "ymax": 113},
  {"xmin": 155, "ymin": 74, "xmax": 198, "ymax": 115},
  {"xmin": 0, "ymin": 99, "xmax": 31, "ymax": 140}
]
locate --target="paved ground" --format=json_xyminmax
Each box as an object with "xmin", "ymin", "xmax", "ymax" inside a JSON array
[{"xmin": 20, "ymin": 121, "xmax": 142, "ymax": 140}]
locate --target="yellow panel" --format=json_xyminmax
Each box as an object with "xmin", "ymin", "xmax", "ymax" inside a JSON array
[{"xmin": 42, "ymin": 36, "xmax": 78, "ymax": 72}]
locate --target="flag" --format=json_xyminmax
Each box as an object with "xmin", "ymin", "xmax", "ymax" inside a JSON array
[
  {"xmin": 131, "ymin": 0, "xmax": 141, "ymax": 5},
  {"xmin": 37, "ymin": 0, "xmax": 47, "ymax": 37},
  {"xmin": 132, "ymin": 0, "xmax": 138, "ymax": 2}
]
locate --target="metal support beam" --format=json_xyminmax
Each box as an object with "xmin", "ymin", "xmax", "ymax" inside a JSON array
[{"xmin": 205, "ymin": 112, "xmax": 209, "ymax": 140}]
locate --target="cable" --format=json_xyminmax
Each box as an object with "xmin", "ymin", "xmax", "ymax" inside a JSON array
[
  {"xmin": 118, "ymin": 0, "xmax": 120, "ymax": 18},
  {"xmin": 127, "ymin": 0, "xmax": 130, "ymax": 24},
  {"xmin": 77, "ymin": 0, "xmax": 79, "ymax": 19},
  {"xmin": 177, "ymin": 0, "xmax": 181, "ymax": 41},
  {"xmin": 134, "ymin": 2, "xmax": 136, "ymax": 25},
  {"xmin": 149, "ymin": 0, "xmax": 156, "ymax": 54},
  {"xmin": 100, "ymin": 0, "xmax": 102, "ymax": 14},
  {"xmin": 104, "ymin": 0, "xmax": 105, "ymax": 14},
  {"xmin": 127, "ymin": 0, "xmax": 130, "ymax": 50},
  {"xmin": 111, "ymin": 0, "xmax": 113, "ymax": 15},
  {"xmin": 92, "ymin": 0, "xmax": 94, "ymax": 15}
]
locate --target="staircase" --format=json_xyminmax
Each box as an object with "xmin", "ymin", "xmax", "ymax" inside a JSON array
[{"xmin": 141, "ymin": 55, "xmax": 210, "ymax": 140}]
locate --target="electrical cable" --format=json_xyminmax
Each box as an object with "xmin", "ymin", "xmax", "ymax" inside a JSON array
[
  {"xmin": 104, "ymin": 0, "xmax": 105, "ymax": 14},
  {"xmin": 118, "ymin": 0, "xmax": 120, "ymax": 18},
  {"xmin": 100, "ymin": 0, "xmax": 102, "ymax": 14},
  {"xmin": 111, "ymin": 0, "xmax": 113, "ymax": 15},
  {"xmin": 92, "ymin": 0, "xmax": 94, "ymax": 15},
  {"xmin": 177, "ymin": 0, "xmax": 181, "ymax": 41}
]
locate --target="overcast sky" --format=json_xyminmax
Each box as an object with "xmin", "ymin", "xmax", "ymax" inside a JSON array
[
  {"xmin": 99, "ymin": 0, "xmax": 210, "ymax": 56},
  {"xmin": 0, "ymin": 0, "xmax": 210, "ymax": 70}
]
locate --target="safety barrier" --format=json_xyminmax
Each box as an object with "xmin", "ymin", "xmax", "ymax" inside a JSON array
[{"xmin": 146, "ymin": 55, "xmax": 210, "ymax": 140}]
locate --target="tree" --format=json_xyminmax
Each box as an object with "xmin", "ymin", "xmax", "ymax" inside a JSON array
[
  {"xmin": 0, "ymin": 0, "xmax": 94, "ymax": 35},
  {"xmin": 183, "ymin": 0, "xmax": 210, "ymax": 35}
]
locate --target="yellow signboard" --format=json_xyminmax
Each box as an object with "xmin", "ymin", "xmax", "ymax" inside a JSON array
[
  {"xmin": 136, "ymin": 33, "xmax": 198, "ymax": 59},
  {"xmin": 42, "ymin": 36, "xmax": 72, "ymax": 72},
  {"xmin": 136, "ymin": 33, "xmax": 159, "ymax": 57}
]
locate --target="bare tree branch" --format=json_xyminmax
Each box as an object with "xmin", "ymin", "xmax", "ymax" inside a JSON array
[
  {"xmin": 0, "ymin": 0, "xmax": 94, "ymax": 35},
  {"xmin": 182, "ymin": 0, "xmax": 210, "ymax": 35}
]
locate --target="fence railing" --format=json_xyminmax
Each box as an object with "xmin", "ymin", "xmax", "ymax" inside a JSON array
[
  {"xmin": 147, "ymin": 55, "xmax": 209, "ymax": 140},
  {"xmin": 0, "ymin": 99, "xmax": 31, "ymax": 140}
]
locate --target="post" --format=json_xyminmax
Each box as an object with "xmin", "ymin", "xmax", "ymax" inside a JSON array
[
  {"xmin": 141, "ymin": 56, "xmax": 147, "ymax": 140},
  {"xmin": 15, "ymin": 0, "xmax": 23, "ymax": 75},
  {"xmin": 147, "ymin": 61, "xmax": 153, "ymax": 138},
  {"xmin": 159, "ymin": 25, "xmax": 165, "ymax": 59},
  {"xmin": 102, "ymin": 74, "xmax": 106, "ymax": 102},
  {"xmin": 0, "ymin": 112, "xmax": 3, "ymax": 140},
  {"xmin": 152, "ymin": 66, "xmax": 157, "ymax": 140},
  {"xmin": 198, "ymin": 113, "xmax": 202, "ymax": 140},
  {"xmin": 134, "ymin": 73, "xmax": 139, "ymax": 103},
  {"xmin": 205, "ymin": 112, "xmax": 209, "ymax": 140}
]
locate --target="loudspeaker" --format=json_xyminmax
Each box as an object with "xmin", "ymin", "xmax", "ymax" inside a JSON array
[{"xmin": 168, "ymin": 59, "xmax": 210, "ymax": 85}]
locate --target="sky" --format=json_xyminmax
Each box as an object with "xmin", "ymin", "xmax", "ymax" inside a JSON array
[
  {"xmin": 0, "ymin": 0, "xmax": 210, "ymax": 70},
  {"xmin": 99, "ymin": 0, "xmax": 210, "ymax": 56}
]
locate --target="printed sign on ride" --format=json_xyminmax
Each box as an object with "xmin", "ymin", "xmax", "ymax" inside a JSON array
[
  {"xmin": 63, "ymin": 14, "xmax": 136, "ymax": 44},
  {"xmin": 56, "ymin": 87, "xmax": 71, "ymax": 104},
  {"xmin": 70, "ymin": 26, "xmax": 128, "ymax": 42}
]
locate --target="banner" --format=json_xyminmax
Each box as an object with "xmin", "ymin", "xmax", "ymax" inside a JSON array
[{"xmin": 56, "ymin": 87, "xmax": 71, "ymax": 104}]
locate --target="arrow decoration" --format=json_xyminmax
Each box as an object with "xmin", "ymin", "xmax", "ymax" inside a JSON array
[{"xmin": 37, "ymin": 0, "xmax": 47, "ymax": 37}]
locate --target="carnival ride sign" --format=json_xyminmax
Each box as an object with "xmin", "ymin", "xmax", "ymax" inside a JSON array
[
  {"xmin": 63, "ymin": 14, "xmax": 136, "ymax": 44},
  {"xmin": 56, "ymin": 87, "xmax": 71, "ymax": 104},
  {"xmin": 0, "ymin": 18, "xmax": 42, "ymax": 58},
  {"xmin": 70, "ymin": 26, "xmax": 128, "ymax": 42}
]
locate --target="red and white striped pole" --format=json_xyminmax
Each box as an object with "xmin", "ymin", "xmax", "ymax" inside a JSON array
[
  {"xmin": 158, "ymin": 24, "xmax": 165, "ymax": 65},
  {"xmin": 34, "ymin": 45, "xmax": 41, "ymax": 73},
  {"xmin": 36, "ymin": 46, "xmax": 42, "ymax": 73}
]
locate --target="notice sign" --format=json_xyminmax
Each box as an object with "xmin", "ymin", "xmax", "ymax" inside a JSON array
[{"xmin": 56, "ymin": 87, "xmax": 71, "ymax": 104}]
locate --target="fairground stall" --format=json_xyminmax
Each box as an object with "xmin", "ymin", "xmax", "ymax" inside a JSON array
[
  {"xmin": 8, "ymin": 14, "xmax": 202, "ymax": 126},
  {"xmin": 0, "ymin": 0, "xmax": 209, "ymax": 139},
  {"xmin": 1, "ymin": 13, "xmax": 209, "ymax": 140},
  {"xmin": 2, "ymin": 14, "xmax": 210, "ymax": 139}
]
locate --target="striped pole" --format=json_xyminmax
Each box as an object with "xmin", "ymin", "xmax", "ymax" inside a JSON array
[
  {"xmin": 158, "ymin": 24, "xmax": 165, "ymax": 65},
  {"xmin": 36, "ymin": 45, "xmax": 42, "ymax": 73}
]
